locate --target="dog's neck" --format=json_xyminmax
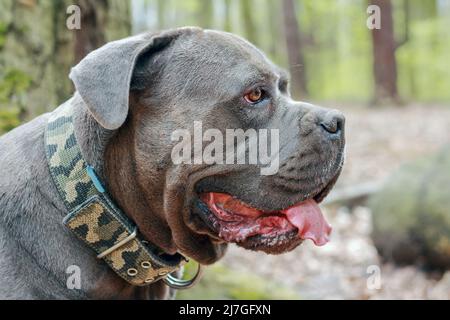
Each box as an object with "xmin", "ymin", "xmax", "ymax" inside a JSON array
[
  {"xmin": 72, "ymin": 93, "xmax": 114, "ymax": 182},
  {"xmin": 71, "ymin": 94, "xmax": 178, "ymax": 255},
  {"xmin": 68, "ymin": 94, "xmax": 179, "ymax": 298}
]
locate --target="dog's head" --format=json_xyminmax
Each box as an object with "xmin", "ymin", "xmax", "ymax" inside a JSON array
[{"xmin": 70, "ymin": 27, "xmax": 345, "ymax": 264}]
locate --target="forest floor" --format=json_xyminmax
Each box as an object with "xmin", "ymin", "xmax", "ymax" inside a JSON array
[{"xmin": 220, "ymin": 104, "xmax": 450, "ymax": 299}]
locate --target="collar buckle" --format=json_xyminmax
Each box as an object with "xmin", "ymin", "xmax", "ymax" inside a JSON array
[{"xmin": 97, "ymin": 227, "xmax": 138, "ymax": 259}]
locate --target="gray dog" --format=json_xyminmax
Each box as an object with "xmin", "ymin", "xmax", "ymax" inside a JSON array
[{"xmin": 0, "ymin": 27, "xmax": 345, "ymax": 299}]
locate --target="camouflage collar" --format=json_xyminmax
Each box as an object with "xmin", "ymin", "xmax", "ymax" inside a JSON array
[{"xmin": 44, "ymin": 102, "xmax": 189, "ymax": 287}]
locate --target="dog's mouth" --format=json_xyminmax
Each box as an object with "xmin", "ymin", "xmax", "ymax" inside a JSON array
[
  {"xmin": 193, "ymin": 178, "xmax": 335, "ymax": 252},
  {"xmin": 200, "ymin": 192, "xmax": 331, "ymax": 243}
]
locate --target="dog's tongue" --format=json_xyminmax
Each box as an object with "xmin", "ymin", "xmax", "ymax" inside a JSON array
[
  {"xmin": 280, "ymin": 199, "xmax": 332, "ymax": 246},
  {"xmin": 202, "ymin": 193, "xmax": 332, "ymax": 246}
]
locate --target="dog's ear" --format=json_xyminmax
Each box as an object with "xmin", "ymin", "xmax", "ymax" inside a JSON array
[{"xmin": 69, "ymin": 28, "xmax": 197, "ymax": 130}]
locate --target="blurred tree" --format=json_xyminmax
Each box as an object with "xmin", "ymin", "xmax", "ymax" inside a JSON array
[
  {"xmin": 282, "ymin": 0, "xmax": 308, "ymax": 99},
  {"xmin": 198, "ymin": 0, "xmax": 214, "ymax": 29},
  {"xmin": 223, "ymin": 0, "xmax": 232, "ymax": 32},
  {"xmin": 369, "ymin": 0, "xmax": 399, "ymax": 105},
  {"xmin": 74, "ymin": 0, "xmax": 107, "ymax": 64},
  {"xmin": 157, "ymin": 0, "xmax": 166, "ymax": 29},
  {"xmin": 266, "ymin": 0, "xmax": 281, "ymax": 63},
  {"xmin": 240, "ymin": 0, "xmax": 258, "ymax": 45}
]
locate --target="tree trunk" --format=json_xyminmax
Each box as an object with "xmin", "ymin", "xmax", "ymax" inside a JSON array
[
  {"xmin": 282, "ymin": 0, "xmax": 308, "ymax": 99},
  {"xmin": 74, "ymin": 0, "xmax": 107, "ymax": 64},
  {"xmin": 369, "ymin": 0, "xmax": 399, "ymax": 105},
  {"xmin": 74, "ymin": 0, "xmax": 131, "ymax": 64}
]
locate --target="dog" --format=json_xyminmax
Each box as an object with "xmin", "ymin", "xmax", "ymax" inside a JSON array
[{"xmin": 0, "ymin": 27, "xmax": 345, "ymax": 299}]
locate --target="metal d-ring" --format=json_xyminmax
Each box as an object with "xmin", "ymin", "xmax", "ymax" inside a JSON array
[{"xmin": 163, "ymin": 261, "xmax": 204, "ymax": 290}]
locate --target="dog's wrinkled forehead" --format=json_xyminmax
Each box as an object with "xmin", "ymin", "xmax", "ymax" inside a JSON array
[{"xmin": 151, "ymin": 30, "xmax": 281, "ymax": 102}]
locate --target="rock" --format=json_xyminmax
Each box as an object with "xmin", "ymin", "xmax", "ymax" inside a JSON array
[{"xmin": 369, "ymin": 145, "xmax": 450, "ymax": 270}]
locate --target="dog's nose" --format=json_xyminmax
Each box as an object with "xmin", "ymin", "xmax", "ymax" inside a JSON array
[{"xmin": 319, "ymin": 110, "xmax": 345, "ymax": 136}]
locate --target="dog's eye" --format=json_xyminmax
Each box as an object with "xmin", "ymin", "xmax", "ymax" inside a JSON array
[{"xmin": 244, "ymin": 87, "xmax": 266, "ymax": 104}]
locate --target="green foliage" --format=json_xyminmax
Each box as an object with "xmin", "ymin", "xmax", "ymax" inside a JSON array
[
  {"xmin": 0, "ymin": 68, "xmax": 32, "ymax": 133},
  {"xmin": 0, "ymin": 108, "xmax": 20, "ymax": 133},
  {"xmin": 0, "ymin": 22, "xmax": 7, "ymax": 49},
  {"xmin": 0, "ymin": 68, "xmax": 32, "ymax": 103},
  {"xmin": 397, "ymin": 17, "xmax": 450, "ymax": 102},
  {"xmin": 300, "ymin": 0, "xmax": 372, "ymax": 102},
  {"xmin": 177, "ymin": 262, "xmax": 301, "ymax": 300}
]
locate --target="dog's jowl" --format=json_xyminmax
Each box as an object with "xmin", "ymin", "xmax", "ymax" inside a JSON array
[{"xmin": 0, "ymin": 27, "xmax": 345, "ymax": 299}]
